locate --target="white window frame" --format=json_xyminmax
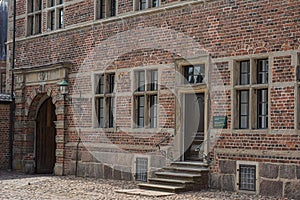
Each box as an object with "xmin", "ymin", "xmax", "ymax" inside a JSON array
[{"xmin": 236, "ymin": 161, "xmax": 259, "ymax": 194}]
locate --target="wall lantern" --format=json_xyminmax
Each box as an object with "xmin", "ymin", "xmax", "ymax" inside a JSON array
[{"xmin": 58, "ymin": 80, "xmax": 69, "ymax": 95}]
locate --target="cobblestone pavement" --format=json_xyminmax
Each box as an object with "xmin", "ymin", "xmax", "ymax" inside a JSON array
[{"xmin": 0, "ymin": 170, "xmax": 286, "ymax": 200}]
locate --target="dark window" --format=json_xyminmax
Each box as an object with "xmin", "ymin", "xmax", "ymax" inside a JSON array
[
  {"xmin": 139, "ymin": 0, "xmax": 147, "ymax": 10},
  {"xmin": 99, "ymin": 0, "xmax": 105, "ymax": 19},
  {"xmin": 257, "ymin": 89, "xmax": 268, "ymax": 129},
  {"xmin": 257, "ymin": 59, "xmax": 268, "ymax": 84},
  {"xmin": 27, "ymin": 0, "xmax": 42, "ymax": 35},
  {"xmin": 110, "ymin": 0, "xmax": 116, "ymax": 16},
  {"xmin": 97, "ymin": 0, "xmax": 117, "ymax": 19},
  {"xmin": 134, "ymin": 69, "xmax": 158, "ymax": 128},
  {"xmin": 108, "ymin": 97, "xmax": 114, "ymax": 128},
  {"xmin": 47, "ymin": 0, "xmax": 64, "ymax": 31},
  {"xmin": 1, "ymin": 73, "xmax": 6, "ymax": 93},
  {"xmin": 240, "ymin": 61, "xmax": 250, "ymax": 85},
  {"xmin": 136, "ymin": 71, "xmax": 145, "ymax": 92},
  {"xmin": 239, "ymin": 90, "xmax": 249, "ymax": 129},
  {"xmin": 149, "ymin": 70, "xmax": 158, "ymax": 91},
  {"xmin": 137, "ymin": 96, "xmax": 145, "ymax": 128},
  {"xmin": 149, "ymin": 95, "xmax": 157, "ymax": 128},
  {"xmin": 98, "ymin": 98, "xmax": 104, "ymax": 128},
  {"xmin": 152, "ymin": 0, "xmax": 159, "ymax": 7},
  {"xmin": 95, "ymin": 73, "xmax": 115, "ymax": 128},
  {"xmin": 108, "ymin": 74, "xmax": 115, "ymax": 93},
  {"xmin": 136, "ymin": 158, "xmax": 148, "ymax": 182},
  {"xmin": 58, "ymin": 8, "xmax": 64, "ymax": 28},
  {"xmin": 239, "ymin": 165, "xmax": 256, "ymax": 191},
  {"xmin": 50, "ymin": 10, "xmax": 55, "ymax": 30},
  {"xmin": 183, "ymin": 64, "xmax": 205, "ymax": 84}
]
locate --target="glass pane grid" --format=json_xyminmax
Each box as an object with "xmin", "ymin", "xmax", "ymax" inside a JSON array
[
  {"xmin": 239, "ymin": 165, "xmax": 256, "ymax": 191},
  {"xmin": 136, "ymin": 158, "xmax": 148, "ymax": 182}
]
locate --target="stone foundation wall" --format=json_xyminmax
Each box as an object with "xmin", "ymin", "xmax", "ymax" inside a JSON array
[{"xmin": 211, "ymin": 160, "xmax": 300, "ymax": 199}]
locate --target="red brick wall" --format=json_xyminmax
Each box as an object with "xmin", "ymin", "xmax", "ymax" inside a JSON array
[{"xmin": 0, "ymin": 103, "xmax": 10, "ymax": 169}]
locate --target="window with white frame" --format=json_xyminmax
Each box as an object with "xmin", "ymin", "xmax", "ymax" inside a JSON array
[
  {"xmin": 96, "ymin": 0, "xmax": 117, "ymax": 20},
  {"xmin": 134, "ymin": 69, "xmax": 158, "ymax": 128},
  {"xmin": 236, "ymin": 59, "xmax": 269, "ymax": 129},
  {"xmin": 95, "ymin": 73, "xmax": 115, "ymax": 128},
  {"xmin": 47, "ymin": 0, "xmax": 64, "ymax": 31},
  {"xmin": 135, "ymin": 157, "xmax": 148, "ymax": 182},
  {"xmin": 27, "ymin": 0, "xmax": 42, "ymax": 35},
  {"xmin": 238, "ymin": 164, "xmax": 256, "ymax": 191},
  {"xmin": 134, "ymin": 0, "xmax": 159, "ymax": 11}
]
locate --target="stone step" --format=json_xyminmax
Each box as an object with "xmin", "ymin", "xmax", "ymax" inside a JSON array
[
  {"xmin": 163, "ymin": 166, "xmax": 209, "ymax": 174},
  {"xmin": 171, "ymin": 161, "xmax": 209, "ymax": 168},
  {"xmin": 155, "ymin": 171, "xmax": 202, "ymax": 181},
  {"xmin": 148, "ymin": 177, "xmax": 193, "ymax": 186},
  {"xmin": 138, "ymin": 183, "xmax": 186, "ymax": 193}
]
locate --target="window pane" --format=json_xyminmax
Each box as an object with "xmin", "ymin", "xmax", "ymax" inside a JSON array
[
  {"xmin": 28, "ymin": 16, "xmax": 34, "ymax": 35},
  {"xmin": 239, "ymin": 90, "xmax": 249, "ymax": 129},
  {"xmin": 240, "ymin": 61, "xmax": 250, "ymax": 85},
  {"xmin": 108, "ymin": 97, "xmax": 114, "ymax": 128},
  {"xmin": 257, "ymin": 59, "xmax": 268, "ymax": 84},
  {"xmin": 149, "ymin": 95, "xmax": 157, "ymax": 128},
  {"xmin": 257, "ymin": 89, "xmax": 268, "ymax": 129},
  {"xmin": 50, "ymin": 10, "xmax": 55, "ymax": 30},
  {"xmin": 108, "ymin": 74, "xmax": 115, "ymax": 93},
  {"xmin": 98, "ymin": 75, "xmax": 104, "ymax": 94},
  {"xmin": 137, "ymin": 71, "xmax": 145, "ymax": 91},
  {"xmin": 100, "ymin": 0, "xmax": 106, "ymax": 19},
  {"xmin": 240, "ymin": 116, "xmax": 248, "ymax": 129},
  {"xmin": 139, "ymin": 0, "xmax": 147, "ymax": 10},
  {"xmin": 152, "ymin": 0, "xmax": 159, "ymax": 7},
  {"xmin": 98, "ymin": 98, "xmax": 104, "ymax": 128},
  {"xmin": 137, "ymin": 96, "xmax": 144, "ymax": 127},
  {"xmin": 59, "ymin": 8, "xmax": 64, "ymax": 28},
  {"xmin": 35, "ymin": 14, "xmax": 42, "ymax": 34},
  {"xmin": 149, "ymin": 70, "xmax": 158, "ymax": 91},
  {"xmin": 109, "ymin": 0, "xmax": 116, "ymax": 16}
]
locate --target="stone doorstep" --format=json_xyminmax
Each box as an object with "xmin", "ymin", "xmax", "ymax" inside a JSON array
[{"xmin": 115, "ymin": 189, "xmax": 175, "ymax": 197}]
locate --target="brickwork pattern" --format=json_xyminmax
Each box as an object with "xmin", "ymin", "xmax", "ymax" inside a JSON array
[{"xmin": 0, "ymin": 103, "xmax": 10, "ymax": 169}]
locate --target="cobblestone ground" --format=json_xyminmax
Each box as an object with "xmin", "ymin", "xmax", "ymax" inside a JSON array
[{"xmin": 0, "ymin": 170, "xmax": 286, "ymax": 200}]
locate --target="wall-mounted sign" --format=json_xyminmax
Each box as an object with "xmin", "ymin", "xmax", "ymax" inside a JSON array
[{"xmin": 213, "ymin": 116, "xmax": 227, "ymax": 129}]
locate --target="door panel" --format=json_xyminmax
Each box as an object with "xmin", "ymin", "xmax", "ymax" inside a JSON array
[
  {"xmin": 36, "ymin": 98, "xmax": 56, "ymax": 174},
  {"xmin": 184, "ymin": 93, "xmax": 205, "ymax": 161}
]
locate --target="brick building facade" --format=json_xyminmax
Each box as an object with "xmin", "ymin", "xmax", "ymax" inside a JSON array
[
  {"xmin": 0, "ymin": 94, "xmax": 11, "ymax": 169},
  {"xmin": 6, "ymin": 0, "xmax": 300, "ymax": 198}
]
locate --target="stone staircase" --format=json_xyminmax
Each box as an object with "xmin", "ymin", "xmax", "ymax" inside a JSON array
[{"xmin": 138, "ymin": 161, "xmax": 209, "ymax": 193}]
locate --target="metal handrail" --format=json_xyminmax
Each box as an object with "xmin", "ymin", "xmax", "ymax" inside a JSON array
[{"xmin": 155, "ymin": 132, "xmax": 174, "ymax": 161}]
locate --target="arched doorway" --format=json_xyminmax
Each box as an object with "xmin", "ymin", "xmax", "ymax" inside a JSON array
[{"xmin": 36, "ymin": 97, "xmax": 56, "ymax": 174}]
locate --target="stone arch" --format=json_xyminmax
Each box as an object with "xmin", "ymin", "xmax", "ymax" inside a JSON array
[{"xmin": 20, "ymin": 86, "xmax": 61, "ymax": 174}]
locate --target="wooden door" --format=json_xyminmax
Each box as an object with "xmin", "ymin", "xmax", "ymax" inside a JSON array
[
  {"xmin": 36, "ymin": 98, "xmax": 56, "ymax": 174},
  {"xmin": 184, "ymin": 93, "xmax": 205, "ymax": 161}
]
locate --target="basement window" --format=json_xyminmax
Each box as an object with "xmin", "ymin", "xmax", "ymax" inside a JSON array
[
  {"xmin": 238, "ymin": 164, "xmax": 256, "ymax": 191},
  {"xmin": 135, "ymin": 157, "xmax": 148, "ymax": 182}
]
